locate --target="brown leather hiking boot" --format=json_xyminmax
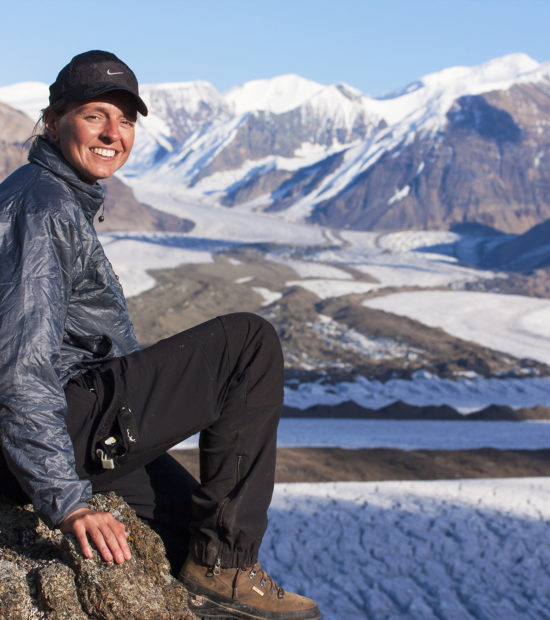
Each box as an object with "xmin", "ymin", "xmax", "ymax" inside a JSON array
[{"xmin": 179, "ymin": 555, "xmax": 321, "ymax": 619}]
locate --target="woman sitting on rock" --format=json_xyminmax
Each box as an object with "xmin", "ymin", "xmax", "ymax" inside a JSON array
[{"xmin": 0, "ymin": 50, "xmax": 320, "ymax": 620}]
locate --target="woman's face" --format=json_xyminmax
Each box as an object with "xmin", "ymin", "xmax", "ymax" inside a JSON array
[{"xmin": 45, "ymin": 91, "xmax": 137, "ymax": 183}]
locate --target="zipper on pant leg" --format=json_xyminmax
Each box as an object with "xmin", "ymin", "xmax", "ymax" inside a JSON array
[
  {"xmin": 235, "ymin": 454, "xmax": 244, "ymax": 485},
  {"xmin": 213, "ymin": 496, "xmax": 230, "ymax": 573},
  {"xmin": 213, "ymin": 454, "xmax": 246, "ymax": 571}
]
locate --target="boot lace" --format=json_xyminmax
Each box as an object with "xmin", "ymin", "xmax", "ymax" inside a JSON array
[{"xmin": 232, "ymin": 562, "xmax": 285, "ymax": 600}]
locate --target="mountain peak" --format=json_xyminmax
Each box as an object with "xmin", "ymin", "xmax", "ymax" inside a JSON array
[
  {"xmin": 224, "ymin": 74, "xmax": 325, "ymax": 115},
  {"xmin": 480, "ymin": 52, "xmax": 540, "ymax": 74},
  {"xmin": 420, "ymin": 53, "xmax": 540, "ymax": 91}
]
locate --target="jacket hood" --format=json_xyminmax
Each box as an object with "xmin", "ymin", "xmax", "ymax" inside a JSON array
[{"xmin": 28, "ymin": 137, "xmax": 105, "ymax": 221}]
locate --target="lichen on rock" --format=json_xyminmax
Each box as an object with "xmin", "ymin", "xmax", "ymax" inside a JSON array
[{"xmin": 0, "ymin": 492, "xmax": 197, "ymax": 619}]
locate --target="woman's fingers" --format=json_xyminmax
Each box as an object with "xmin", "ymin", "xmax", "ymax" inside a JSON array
[
  {"xmin": 89, "ymin": 514, "xmax": 131, "ymax": 563},
  {"xmin": 60, "ymin": 508, "xmax": 132, "ymax": 563},
  {"xmin": 73, "ymin": 522, "xmax": 94, "ymax": 559}
]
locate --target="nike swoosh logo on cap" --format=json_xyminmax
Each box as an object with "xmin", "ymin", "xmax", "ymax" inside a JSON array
[{"xmin": 107, "ymin": 69, "xmax": 124, "ymax": 75}]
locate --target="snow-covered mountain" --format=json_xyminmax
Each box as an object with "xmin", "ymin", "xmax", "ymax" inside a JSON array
[
  {"xmin": 127, "ymin": 53, "xmax": 550, "ymax": 233},
  {"xmin": 4, "ymin": 53, "xmax": 550, "ymax": 234}
]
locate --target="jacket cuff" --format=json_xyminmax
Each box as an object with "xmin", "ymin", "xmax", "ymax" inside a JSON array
[{"xmin": 54, "ymin": 500, "xmax": 90, "ymax": 529}]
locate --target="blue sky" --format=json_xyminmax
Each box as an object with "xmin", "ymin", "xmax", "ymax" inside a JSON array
[{"xmin": 2, "ymin": 0, "xmax": 550, "ymax": 96}]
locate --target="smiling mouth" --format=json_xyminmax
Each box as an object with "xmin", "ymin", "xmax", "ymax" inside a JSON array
[{"xmin": 90, "ymin": 147, "xmax": 117, "ymax": 158}]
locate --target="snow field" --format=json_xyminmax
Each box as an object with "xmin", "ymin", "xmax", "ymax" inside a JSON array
[
  {"xmin": 100, "ymin": 224, "xmax": 496, "ymax": 302},
  {"xmin": 363, "ymin": 290, "xmax": 550, "ymax": 366},
  {"xmin": 252, "ymin": 286, "xmax": 283, "ymax": 306},
  {"xmin": 285, "ymin": 278, "xmax": 378, "ymax": 298},
  {"xmin": 99, "ymin": 236, "xmax": 214, "ymax": 297},
  {"xmin": 263, "ymin": 479, "xmax": 550, "ymax": 619}
]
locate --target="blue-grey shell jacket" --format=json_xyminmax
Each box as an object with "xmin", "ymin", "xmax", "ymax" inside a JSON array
[{"xmin": 0, "ymin": 137, "xmax": 139, "ymax": 528}]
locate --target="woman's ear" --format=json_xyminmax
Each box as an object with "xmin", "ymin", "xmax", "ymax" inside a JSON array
[{"xmin": 44, "ymin": 110, "xmax": 59, "ymax": 143}]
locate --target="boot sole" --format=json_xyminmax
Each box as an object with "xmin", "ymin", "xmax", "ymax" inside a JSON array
[{"xmin": 185, "ymin": 585, "xmax": 321, "ymax": 620}]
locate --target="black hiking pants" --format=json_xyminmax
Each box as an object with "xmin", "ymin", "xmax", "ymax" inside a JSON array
[{"xmin": 4, "ymin": 313, "xmax": 283, "ymax": 575}]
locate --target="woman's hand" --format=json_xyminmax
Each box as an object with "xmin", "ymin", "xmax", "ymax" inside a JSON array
[{"xmin": 60, "ymin": 507, "xmax": 132, "ymax": 564}]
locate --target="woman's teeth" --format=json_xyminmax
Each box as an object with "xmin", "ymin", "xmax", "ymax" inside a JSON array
[{"xmin": 91, "ymin": 148, "xmax": 116, "ymax": 157}]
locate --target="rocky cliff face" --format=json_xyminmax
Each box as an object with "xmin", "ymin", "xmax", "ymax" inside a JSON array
[
  {"xmin": 0, "ymin": 493, "xmax": 197, "ymax": 619},
  {"xmin": 311, "ymin": 84, "xmax": 550, "ymax": 233}
]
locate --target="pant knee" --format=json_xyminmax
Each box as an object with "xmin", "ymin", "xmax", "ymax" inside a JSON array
[
  {"xmin": 250, "ymin": 313, "xmax": 282, "ymax": 358},
  {"xmin": 219, "ymin": 313, "xmax": 284, "ymax": 402},
  {"xmin": 221, "ymin": 313, "xmax": 281, "ymax": 357}
]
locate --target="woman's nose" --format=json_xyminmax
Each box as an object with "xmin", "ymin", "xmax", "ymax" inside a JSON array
[{"xmin": 100, "ymin": 119, "xmax": 121, "ymax": 142}]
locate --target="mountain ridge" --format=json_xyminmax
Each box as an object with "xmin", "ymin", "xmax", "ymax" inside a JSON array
[{"xmin": 2, "ymin": 53, "xmax": 550, "ymax": 236}]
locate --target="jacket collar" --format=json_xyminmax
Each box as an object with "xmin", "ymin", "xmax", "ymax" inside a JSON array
[{"xmin": 28, "ymin": 137, "xmax": 105, "ymax": 221}]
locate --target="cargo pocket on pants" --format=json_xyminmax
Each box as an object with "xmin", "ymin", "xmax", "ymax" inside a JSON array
[{"xmin": 89, "ymin": 370, "xmax": 139, "ymax": 471}]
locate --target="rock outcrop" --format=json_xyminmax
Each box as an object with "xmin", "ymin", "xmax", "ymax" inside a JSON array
[{"xmin": 0, "ymin": 493, "xmax": 197, "ymax": 619}]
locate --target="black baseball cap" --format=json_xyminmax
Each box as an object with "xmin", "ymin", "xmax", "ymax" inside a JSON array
[{"xmin": 49, "ymin": 50, "xmax": 148, "ymax": 116}]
